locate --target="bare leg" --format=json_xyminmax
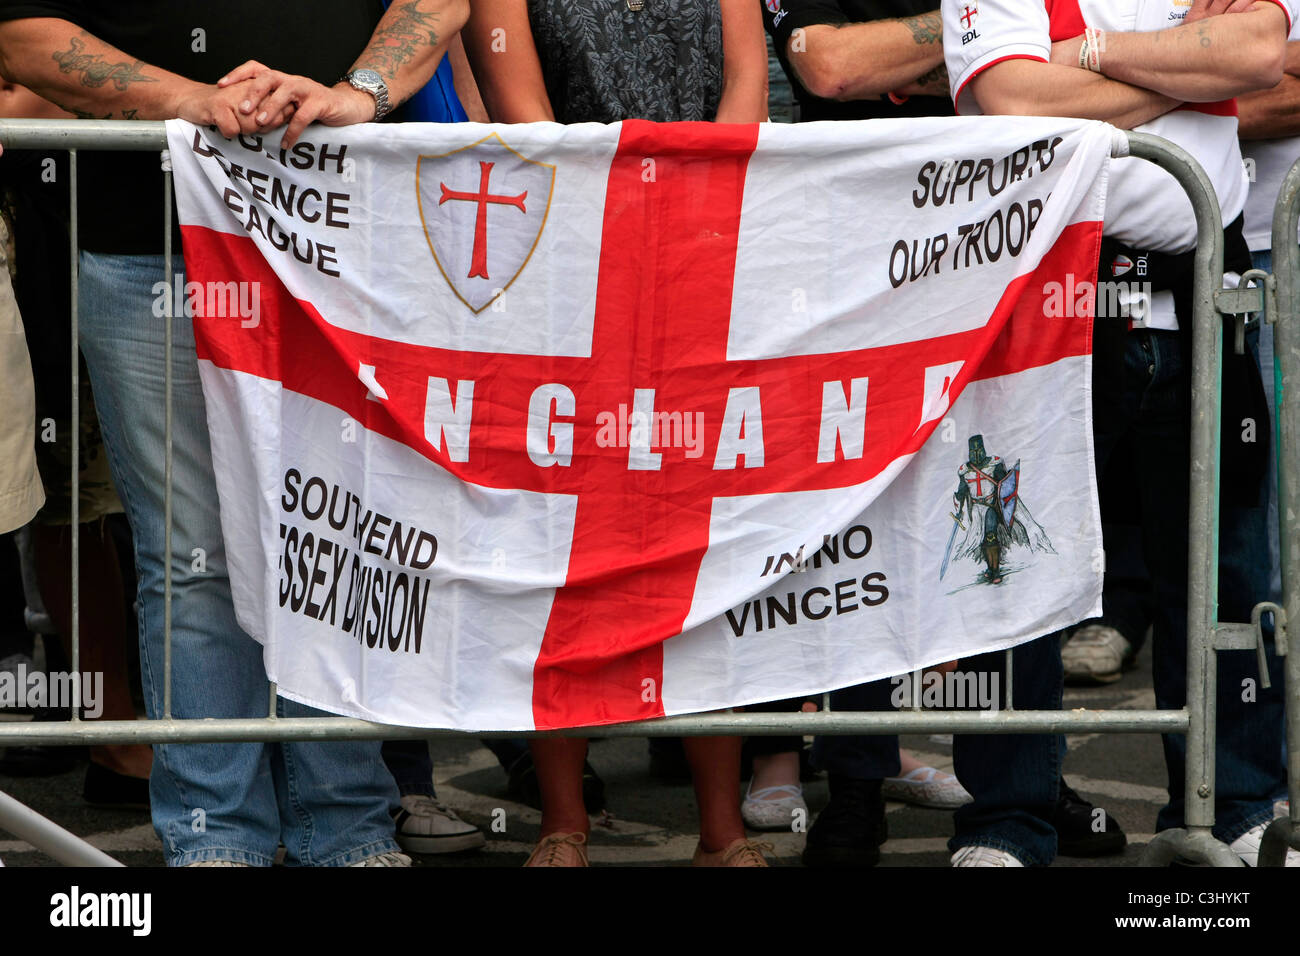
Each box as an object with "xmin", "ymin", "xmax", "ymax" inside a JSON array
[
  {"xmin": 751, "ymin": 750, "xmax": 801, "ymax": 792},
  {"xmin": 683, "ymin": 736, "xmax": 745, "ymax": 852},
  {"xmin": 34, "ymin": 521, "xmax": 151, "ymax": 779},
  {"xmin": 530, "ymin": 736, "xmax": 590, "ymax": 837}
]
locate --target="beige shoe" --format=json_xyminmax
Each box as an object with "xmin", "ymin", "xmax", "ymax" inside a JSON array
[
  {"xmin": 524, "ymin": 831, "xmax": 589, "ymax": 867},
  {"xmin": 692, "ymin": 838, "xmax": 772, "ymax": 867},
  {"xmin": 349, "ymin": 851, "xmax": 413, "ymax": 866}
]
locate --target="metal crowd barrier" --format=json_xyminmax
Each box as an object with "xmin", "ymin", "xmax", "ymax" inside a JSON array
[
  {"xmin": 1256, "ymin": 157, "xmax": 1300, "ymax": 868},
  {"xmin": 0, "ymin": 119, "xmax": 1291, "ymax": 867}
]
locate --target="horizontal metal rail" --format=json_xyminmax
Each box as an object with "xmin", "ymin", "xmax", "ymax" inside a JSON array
[{"xmin": 0, "ymin": 710, "xmax": 1190, "ymax": 745}]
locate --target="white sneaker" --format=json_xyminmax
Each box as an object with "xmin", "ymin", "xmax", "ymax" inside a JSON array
[
  {"xmin": 1228, "ymin": 820, "xmax": 1300, "ymax": 867},
  {"xmin": 882, "ymin": 766, "xmax": 973, "ymax": 809},
  {"xmin": 951, "ymin": 845, "xmax": 1025, "ymax": 867},
  {"xmin": 741, "ymin": 783, "xmax": 807, "ymax": 831},
  {"xmin": 349, "ymin": 851, "xmax": 412, "ymax": 867},
  {"xmin": 393, "ymin": 795, "xmax": 486, "ymax": 855},
  {"xmin": 1061, "ymin": 625, "xmax": 1131, "ymax": 684}
]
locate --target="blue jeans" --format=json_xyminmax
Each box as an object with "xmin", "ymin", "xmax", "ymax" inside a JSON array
[
  {"xmin": 79, "ymin": 252, "xmax": 400, "ymax": 866},
  {"xmin": 1092, "ymin": 327, "xmax": 1285, "ymax": 842},
  {"xmin": 816, "ymin": 643, "xmax": 1062, "ymax": 866},
  {"xmin": 950, "ymin": 634, "xmax": 1063, "ymax": 866}
]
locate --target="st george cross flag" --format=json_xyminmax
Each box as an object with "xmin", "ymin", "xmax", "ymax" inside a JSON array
[{"xmin": 166, "ymin": 116, "xmax": 1114, "ymax": 731}]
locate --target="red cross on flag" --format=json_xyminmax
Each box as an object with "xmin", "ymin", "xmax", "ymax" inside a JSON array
[{"xmin": 167, "ymin": 116, "xmax": 1111, "ymax": 730}]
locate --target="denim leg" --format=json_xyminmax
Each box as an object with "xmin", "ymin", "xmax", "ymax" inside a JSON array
[
  {"xmin": 78, "ymin": 252, "xmax": 399, "ymax": 865},
  {"xmin": 811, "ymin": 679, "xmax": 900, "ymax": 780},
  {"xmin": 1133, "ymin": 331, "xmax": 1284, "ymax": 842},
  {"xmin": 949, "ymin": 633, "xmax": 1062, "ymax": 865},
  {"xmin": 79, "ymin": 251, "xmax": 280, "ymax": 866},
  {"xmin": 273, "ymin": 697, "xmax": 401, "ymax": 866},
  {"xmin": 381, "ymin": 739, "xmax": 436, "ymax": 798}
]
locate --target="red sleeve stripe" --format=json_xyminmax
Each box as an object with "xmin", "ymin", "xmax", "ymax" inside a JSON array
[{"xmin": 1175, "ymin": 98, "xmax": 1239, "ymax": 117}]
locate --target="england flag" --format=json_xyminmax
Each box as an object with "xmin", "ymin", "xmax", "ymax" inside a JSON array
[{"xmin": 166, "ymin": 116, "xmax": 1113, "ymax": 730}]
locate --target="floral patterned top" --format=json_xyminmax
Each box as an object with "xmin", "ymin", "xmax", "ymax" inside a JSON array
[{"xmin": 527, "ymin": 0, "xmax": 725, "ymax": 123}]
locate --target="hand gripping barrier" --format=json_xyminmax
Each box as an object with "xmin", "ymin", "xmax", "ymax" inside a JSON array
[{"xmin": 0, "ymin": 120, "xmax": 1290, "ymax": 866}]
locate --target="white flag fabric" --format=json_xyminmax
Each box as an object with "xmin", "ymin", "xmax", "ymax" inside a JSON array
[{"xmin": 166, "ymin": 116, "xmax": 1113, "ymax": 730}]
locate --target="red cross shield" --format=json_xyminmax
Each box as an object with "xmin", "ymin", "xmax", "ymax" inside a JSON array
[{"xmin": 417, "ymin": 132, "xmax": 556, "ymax": 314}]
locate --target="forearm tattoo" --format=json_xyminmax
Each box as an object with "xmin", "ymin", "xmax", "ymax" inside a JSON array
[
  {"xmin": 51, "ymin": 33, "xmax": 156, "ymax": 91},
  {"xmin": 355, "ymin": 0, "xmax": 444, "ymax": 85},
  {"xmin": 906, "ymin": 11, "xmax": 943, "ymax": 45},
  {"xmin": 913, "ymin": 62, "xmax": 949, "ymax": 92}
]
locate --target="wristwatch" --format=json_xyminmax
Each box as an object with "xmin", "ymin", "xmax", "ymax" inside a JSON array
[{"xmin": 340, "ymin": 69, "xmax": 392, "ymax": 120}]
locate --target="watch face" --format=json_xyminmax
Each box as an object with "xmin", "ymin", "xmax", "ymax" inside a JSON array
[{"xmin": 352, "ymin": 69, "xmax": 382, "ymax": 89}]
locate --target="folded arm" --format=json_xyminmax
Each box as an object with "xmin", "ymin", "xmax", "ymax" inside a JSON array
[
  {"xmin": 787, "ymin": 11, "xmax": 946, "ymax": 101},
  {"xmin": 1237, "ymin": 40, "xmax": 1300, "ymax": 137},
  {"xmin": 1054, "ymin": 4, "xmax": 1288, "ymax": 102},
  {"xmin": 970, "ymin": 59, "xmax": 1180, "ymax": 128}
]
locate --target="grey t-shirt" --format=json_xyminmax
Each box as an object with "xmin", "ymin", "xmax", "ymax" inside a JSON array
[{"xmin": 528, "ymin": 0, "xmax": 724, "ymax": 122}]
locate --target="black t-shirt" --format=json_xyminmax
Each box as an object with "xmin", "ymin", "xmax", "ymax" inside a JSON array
[
  {"xmin": 0, "ymin": 1, "xmax": 392, "ymax": 252},
  {"xmin": 762, "ymin": 0, "xmax": 952, "ymax": 122}
]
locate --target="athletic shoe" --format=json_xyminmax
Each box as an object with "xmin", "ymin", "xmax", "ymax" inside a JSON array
[
  {"xmin": 349, "ymin": 851, "xmax": 412, "ymax": 867},
  {"xmin": 392, "ymin": 795, "xmax": 486, "ymax": 855},
  {"xmin": 881, "ymin": 765, "xmax": 973, "ymax": 809},
  {"xmin": 801, "ymin": 774, "xmax": 887, "ymax": 868},
  {"xmin": 693, "ymin": 837, "xmax": 772, "ymax": 866},
  {"xmin": 1062, "ymin": 624, "xmax": 1133, "ymax": 685},
  {"xmin": 951, "ymin": 845, "xmax": 1025, "ymax": 866},
  {"xmin": 1229, "ymin": 817, "xmax": 1300, "ymax": 867},
  {"xmin": 741, "ymin": 782, "xmax": 807, "ymax": 831},
  {"xmin": 1052, "ymin": 778, "xmax": 1127, "ymax": 856},
  {"xmin": 524, "ymin": 831, "xmax": 588, "ymax": 867}
]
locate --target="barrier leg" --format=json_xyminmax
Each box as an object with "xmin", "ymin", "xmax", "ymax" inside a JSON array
[
  {"xmin": 1258, "ymin": 157, "xmax": 1300, "ymax": 866},
  {"xmin": 1124, "ymin": 134, "xmax": 1238, "ymax": 866}
]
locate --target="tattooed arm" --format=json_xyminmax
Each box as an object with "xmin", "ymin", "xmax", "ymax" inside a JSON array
[
  {"xmin": 785, "ymin": 11, "xmax": 946, "ymax": 101},
  {"xmin": 0, "ymin": 18, "xmax": 256, "ymax": 124},
  {"xmin": 894, "ymin": 62, "xmax": 950, "ymax": 97},
  {"xmin": 217, "ymin": 0, "xmax": 469, "ymax": 146},
  {"xmin": 1050, "ymin": 1, "xmax": 1287, "ymax": 102}
]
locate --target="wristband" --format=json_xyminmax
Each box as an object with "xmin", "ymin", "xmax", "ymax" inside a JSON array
[
  {"xmin": 1083, "ymin": 27, "xmax": 1103, "ymax": 72},
  {"xmin": 887, "ymin": 91, "xmax": 910, "ymax": 105}
]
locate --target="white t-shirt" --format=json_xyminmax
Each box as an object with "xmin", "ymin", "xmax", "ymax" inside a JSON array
[
  {"xmin": 1240, "ymin": 14, "xmax": 1300, "ymax": 252},
  {"xmin": 943, "ymin": 0, "xmax": 1294, "ymax": 256}
]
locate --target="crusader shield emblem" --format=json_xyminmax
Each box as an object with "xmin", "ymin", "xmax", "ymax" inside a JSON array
[
  {"xmin": 997, "ymin": 461, "xmax": 1021, "ymax": 530},
  {"xmin": 416, "ymin": 132, "xmax": 555, "ymax": 313}
]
